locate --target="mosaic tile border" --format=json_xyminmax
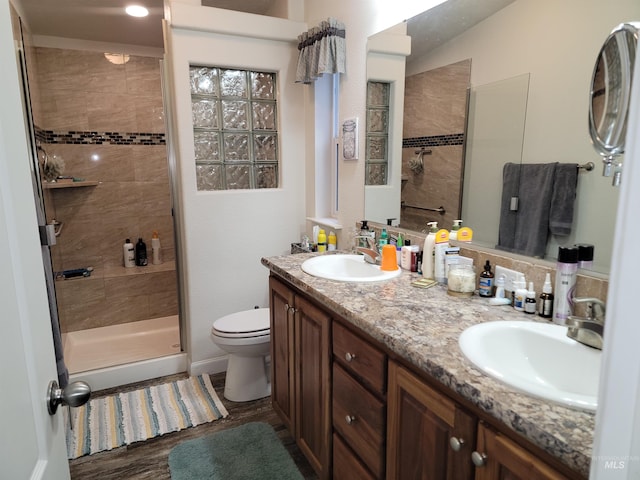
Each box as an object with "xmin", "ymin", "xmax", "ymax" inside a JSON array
[
  {"xmin": 403, "ymin": 133, "xmax": 464, "ymax": 149},
  {"xmin": 35, "ymin": 127, "xmax": 165, "ymax": 146}
]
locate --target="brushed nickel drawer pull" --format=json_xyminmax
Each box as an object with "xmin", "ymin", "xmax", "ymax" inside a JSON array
[
  {"xmin": 471, "ymin": 451, "xmax": 487, "ymax": 467},
  {"xmin": 345, "ymin": 352, "xmax": 356, "ymax": 362},
  {"xmin": 345, "ymin": 415, "xmax": 356, "ymax": 425}
]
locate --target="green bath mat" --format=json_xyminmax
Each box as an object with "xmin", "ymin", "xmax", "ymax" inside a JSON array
[{"xmin": 168, "ymin": 422, "xmax": 304, "ymax": 480}]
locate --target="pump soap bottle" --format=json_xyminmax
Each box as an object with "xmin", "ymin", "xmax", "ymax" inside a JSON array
[
  {"xmin": 422, "ymin": 222, "xmax": 438, "ymax": 279},
  {"xmin": 449, "ymin": 220, "xmax": 462, "ymax": 241}
]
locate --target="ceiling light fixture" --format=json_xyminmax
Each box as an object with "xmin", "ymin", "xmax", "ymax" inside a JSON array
[
  {"xmin": 125, "ymin": 5, "xmax": 149, "ymax": 17},
  {"xmin": 104, "ymin": 53, "xmax": 131, "ymax": 65}
]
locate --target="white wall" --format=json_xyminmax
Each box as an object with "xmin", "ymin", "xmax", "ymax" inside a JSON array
[
  {"xmin": 164, "ymin": 3, "xmax": 306, "ymax": 373},
  {"xmin": 304, "ymin": 0, "xmax": 445, "ymax": 246},
  {"xmin": 408, "ymin": 0, "xmax": 638, "ymax": 271}
]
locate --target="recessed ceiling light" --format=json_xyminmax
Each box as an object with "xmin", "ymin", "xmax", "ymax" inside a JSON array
[{"xmin": 125, "ymin": 5, "xmax": 149, "ymax": 17}]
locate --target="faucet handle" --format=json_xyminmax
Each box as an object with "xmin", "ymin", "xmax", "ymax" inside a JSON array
[{"xmin": 571, "ymin": 297, "xmax": 606, "ymax": 321}]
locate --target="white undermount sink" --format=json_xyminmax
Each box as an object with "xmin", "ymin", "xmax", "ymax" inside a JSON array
[
  {"xmin": 301, "ymin": 254, "xmax": 401, "ymax": 282},
  {"xmin": 459, "ymin": 320, "xmax": 601, "ymax": 411}
]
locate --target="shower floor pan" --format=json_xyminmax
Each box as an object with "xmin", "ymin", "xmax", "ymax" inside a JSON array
[{"xmin": 62, "ymin": 315, "xmax": 181, "ymax": 374}]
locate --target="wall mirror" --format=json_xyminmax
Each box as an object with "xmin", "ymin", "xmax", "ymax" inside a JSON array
[{"xmin": 365, "ymin": 0, "xmax": 640, "ymax": 274}]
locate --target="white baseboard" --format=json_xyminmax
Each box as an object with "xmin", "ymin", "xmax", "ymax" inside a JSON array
[{"xmin": 189, "ymin": 355, "xmax": 229, "ymax": 377}]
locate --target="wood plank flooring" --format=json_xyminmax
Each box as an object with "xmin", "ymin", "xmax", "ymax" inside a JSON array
[{"xmin": 68, "ymin": 372, "xmax": 318, "ymax": 480}]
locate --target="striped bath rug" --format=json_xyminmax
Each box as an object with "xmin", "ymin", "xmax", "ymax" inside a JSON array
[{"xmin": 66, "ymin": 375, "xmax": 229, "ymax": 459}]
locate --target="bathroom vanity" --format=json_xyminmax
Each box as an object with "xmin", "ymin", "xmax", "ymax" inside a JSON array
[{"xmin": 263, "ymin": 253, "xmax": 593, "ymax": 480}]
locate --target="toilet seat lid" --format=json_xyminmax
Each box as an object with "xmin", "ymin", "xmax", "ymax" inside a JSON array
[{"xmin": 213, "ymin": 308, "xmax": 270, "ymax": 336}]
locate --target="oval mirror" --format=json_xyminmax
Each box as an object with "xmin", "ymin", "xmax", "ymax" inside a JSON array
[{"xmin": 589, "ymin": 22, "xmax": 639, "ymax": 157}]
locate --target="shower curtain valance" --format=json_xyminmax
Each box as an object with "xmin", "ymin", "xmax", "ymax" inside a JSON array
[{"xmin": 295, "ymin": 18, "xmax": 346, "ymax": 84}]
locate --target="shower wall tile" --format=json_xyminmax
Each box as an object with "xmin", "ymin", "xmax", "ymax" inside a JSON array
[
  {"xmin": 401, "ymin": 59, "xmax": 470, "ymax": 231},
  {"xmin": 32, "ymin": 47, "xmax": 178, "ymax": 332},
  {"xmin": 39, "ymin": 89, "xmax": 90, "ymax": 131},
  {"xmin": 87, "ymin": 93, "xmax": 139, "ymax": 133}
]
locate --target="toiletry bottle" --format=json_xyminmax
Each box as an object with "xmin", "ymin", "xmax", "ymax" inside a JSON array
[
  {"xmin": 449, "ymin": 220, "xmax": 462, "ymax": 241},
  {"xmin": 434, "ymin": 228, "xmax": 450, "ymax": 284},
  {"xmin": 317, "ymin": 229, "xmax": 327, "ymax": 253},
  {"xmin": 478, "ymin": 260, "xmax": 494, "ymax": 297},
  {"xmin": 151, "ymin": 230, "xmax": 162, "ymax": 265},
  {"xmin": 513, "ymin": 275, "xmax": 527, "ymax": 312},
  {"xmin": 525, "ymin": 282, "xmax": 536, "ymax": 314},
  {"xmin": 495, "ymin": 275, "xmax": 506, "ymax": 299},
  {"xmin": 135, "ymin": 238, "xmax": 148, "ymax": 266},
  {"xmin": 553, "ymin": 246, "xmax": 578, "ymax": 324},
  {"xmin": 123, "ymin": 238, "xmax": 135, "ymax": 268},
  {"xmin": 416, "ymin": 251, "xmax": 423, "ymax": 275},
  {"xmin": 401, "ymin": 240, "xmax": 412, "ymax": 270},
  {"xmin": 538, "ymin": 273, "xmax": 554, "ymax": 318},
  {"xmin": 328, "ymin": 231, "xmax": 337, "ymax": 251},
  {"xmin": 422, "ymin": 222, "xmax": 438, "ymax": 279},
  {"xmin": 359, "ymin": 221, "xmax": 370, "ymax": 248},
  {"xmin": 410, "ymin": 244, "xmax": 420, "ymax": 272},
  {"xmin": 378, "ymin": 228, "xmax": 389, "ymax": 248},
  {"xmin": 576, "ymin": 244, "xmax": 594, "ymax": 269}
]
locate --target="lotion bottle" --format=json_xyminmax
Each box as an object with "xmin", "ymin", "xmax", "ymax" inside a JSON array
[
  {"xmin": 123, "ymin": 238, "xmax": 135, "ymax": 268},
  {"xmin": 449, "ymin": 220, "xmax": 462, "ymax": 241},
  {"xmin": 151, "ymin": 230, "xmax": 162, "ymax": 265},
  {"xmin": 422, "ymin": 222, "xmax": 438, "ymax": 279}
]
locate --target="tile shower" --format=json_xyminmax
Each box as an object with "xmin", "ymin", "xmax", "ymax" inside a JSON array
[
  {"xmin": 401, "ymin": 59, "xmax": 471, "ymax": 231},
  {"xmin": 27, "ymin": 47, "xmax": 180, "ymax": 375}
]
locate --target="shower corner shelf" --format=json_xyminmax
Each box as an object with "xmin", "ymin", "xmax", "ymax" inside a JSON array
[{"xmin": 43, "ymin": 180, "xmax": 99, "ymax": 189}]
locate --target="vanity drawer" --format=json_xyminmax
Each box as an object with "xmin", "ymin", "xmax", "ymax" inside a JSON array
[
  {"xmin": 333, "ymin": 432, "xmax": 376, "ymax": 480},
  {"xmin": 333, "ymin": 363, "xmax": 385, "ymax": 479},
  {"xmin": 333, "ymin": 321, "xmax": 386, "ymax": 395}
]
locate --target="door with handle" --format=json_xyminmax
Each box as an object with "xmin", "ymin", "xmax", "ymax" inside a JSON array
[{"xmin": 0, "ymin": 2, "xmax": 88, "ymax": 478}]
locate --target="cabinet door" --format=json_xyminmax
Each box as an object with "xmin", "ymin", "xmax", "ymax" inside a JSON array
[
  {"xmin": 387, "ymin": 361, "xmax": 476, "ymax": 480},
  {"xmin": 269, "ymin": 276, "xmax": 295, "ymax": 432},
  {"xmin": 474, "ymin": 423, "xmax": 571, "ymax": 480},
  {"xmin": 295, "ymin": 294, "xmax": 332, "ymax": 479}
]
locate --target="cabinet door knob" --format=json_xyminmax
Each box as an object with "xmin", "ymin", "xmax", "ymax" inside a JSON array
[
  {"xmin": 284, "ymin": 303, "xmax": 291, "ymax": 313},
  {"xmin": 345, "ymin": 415, "xmax": 356, "ymax": 425},
  {"xmin": 345, "ymin": 352, "xmax": 356, "ymax": 362},
  {"xmin": 471, "ymin": 451, "xmax": 487, "ymax": 467},
  {"xmin": 449, "ymin": 436, "xmax": 465, "ymax": 452}
]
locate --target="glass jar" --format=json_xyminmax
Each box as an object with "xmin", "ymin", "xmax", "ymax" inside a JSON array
[{"xmin": 447, "ymin": 264, "xmax": 476, "ymax": 297}]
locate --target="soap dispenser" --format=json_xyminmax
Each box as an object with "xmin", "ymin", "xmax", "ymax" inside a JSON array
[
  {"xmin": 450, "ymin": 220, "xmax": 462, "ymax": 241},
  {"xmin": 422, "ymin": 222, "xmax": 438, "ymax": 279}
]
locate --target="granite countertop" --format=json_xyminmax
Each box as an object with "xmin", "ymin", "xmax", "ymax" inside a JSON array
[{"xmin": 262, "ymin": 252, "xmax": 595, "ymax": 478}]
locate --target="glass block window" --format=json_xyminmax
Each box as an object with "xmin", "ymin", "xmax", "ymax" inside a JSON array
[
  {"xmin": 190, "ymin": 66, "xmax": 279, "ymax": 190},
  {"xmin": 365, "ymin": 81, "xmax": 390, "ymax": 186}
]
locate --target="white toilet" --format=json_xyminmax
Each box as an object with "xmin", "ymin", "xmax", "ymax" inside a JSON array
[{"xmin": 211, "ymin": 307, "xmax": 271, "ymax": 402}]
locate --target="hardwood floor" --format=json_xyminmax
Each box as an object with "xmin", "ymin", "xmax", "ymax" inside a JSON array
[{"xmin": 68, "ymin": 372, "xmax": 318, "ymax": 480}]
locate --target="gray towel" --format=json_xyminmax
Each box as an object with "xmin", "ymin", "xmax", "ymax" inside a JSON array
[
  {"xmin": 549, "ymin": 163, "xmax": 578, "ymax": 235},
  {"xmin": 497, "ymin": 162, "xmax": 557, "ymax": 258}
]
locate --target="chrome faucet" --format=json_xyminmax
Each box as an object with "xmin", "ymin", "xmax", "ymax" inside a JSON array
[
  {"xmin": 353, "ymin": 235, "xmax": 380, "ymax": 265},
  {"xmin": 566, "ymin": 297, "xmax": 606, "ymax": 349}
]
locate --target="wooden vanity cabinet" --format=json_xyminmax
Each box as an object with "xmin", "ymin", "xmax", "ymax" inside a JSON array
[
  {"xmin": 473, "ymin": 422, "xmax": 571, "ymax": 480},
  {"xmin": 387, "ymin": 361, "xmax": 476, "ymax": 480},
  {"xmin": 269, "ymin": 274, "xmax": 582, "ymax": 480},
  {"xmin": 332, "ymin": 321, "xmax": 387, "ymax": 479},
  {"xmin": 268, "ymin": 276, "xmax": 331, "ymax": 479}
]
